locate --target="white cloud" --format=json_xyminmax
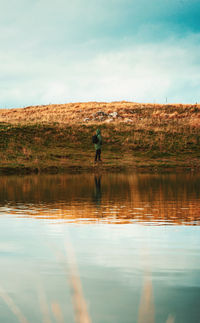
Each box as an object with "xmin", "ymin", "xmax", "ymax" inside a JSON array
[
  {"xmin": 0, "ymin": 33, "xmax": 200, "ymax": 107},
  {"xmin": 41, "ymin": 82, "xmax": 70, "ymax": 104}
]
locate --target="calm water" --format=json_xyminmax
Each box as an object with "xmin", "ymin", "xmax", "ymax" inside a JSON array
[{"xmin": 0, "ymin": 173, "xmax": 200, "ymax": 323}]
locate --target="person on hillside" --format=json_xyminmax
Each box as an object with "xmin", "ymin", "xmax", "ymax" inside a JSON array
[{"xmin": 94, "ymin": 129, "xmax": 102, "ymax": 162}]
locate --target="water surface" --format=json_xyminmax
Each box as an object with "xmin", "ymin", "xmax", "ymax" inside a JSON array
[{"xmin": 0, "ymin": 173, "xmax": 200, "ymax": 323}]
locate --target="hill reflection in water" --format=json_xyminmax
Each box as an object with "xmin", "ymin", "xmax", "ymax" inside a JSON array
[{"xmin": 0, "ymin": 173, "xmax": 200, "ymax": 225}]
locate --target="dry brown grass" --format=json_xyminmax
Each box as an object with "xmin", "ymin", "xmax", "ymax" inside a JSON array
[
  {"xmin": 0, "ymin": 101, "xmax": 200, "ymax": 129},
  {"xmin": 0, "ymin": 285, "xmax": 30, "ymax": 323},
  {"xmin": 0, "ymin": 101, "xmax": 200, "ymax": 173},
  {"xmin": 64, "ymin": 235, "xmax": 92, "ymax": 323}
]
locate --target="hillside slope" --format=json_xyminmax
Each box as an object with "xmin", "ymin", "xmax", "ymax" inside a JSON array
[{"xmin": 0, "ymin": 102, "xmax": 200, "ymax": 173}]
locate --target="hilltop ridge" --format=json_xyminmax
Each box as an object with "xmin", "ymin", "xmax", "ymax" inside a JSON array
[{"xmin": 0, "ymin": 101, "xmax": 200, "ymax": 128}]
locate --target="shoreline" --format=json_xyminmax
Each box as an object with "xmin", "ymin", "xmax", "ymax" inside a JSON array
[{"xmin": 0, "ymin": 161, "xmax": 199, "ymax": 175}]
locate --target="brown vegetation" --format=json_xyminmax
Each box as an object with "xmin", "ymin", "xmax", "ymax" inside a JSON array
[
  {"xmin": 0, "ymin": 101, "xmax": 200, "ymax": 130},
  {"xmin": 0, "ymin": 101, "xmax": 200, "ymax": 173}
]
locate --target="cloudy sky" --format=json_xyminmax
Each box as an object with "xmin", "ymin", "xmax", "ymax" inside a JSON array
[{"xmin": 1, "ymin": 0, "xmax": 200, "ymax": 107}]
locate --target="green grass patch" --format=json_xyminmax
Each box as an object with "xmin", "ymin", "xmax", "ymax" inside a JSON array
[{"xmin": 0, "ymin": 122, "xmax": 200, "ymax": 173}]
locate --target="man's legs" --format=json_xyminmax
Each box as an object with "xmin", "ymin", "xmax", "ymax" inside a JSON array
[
  {"xmin": 98, "ymin": 149, "xmax": 101, "ymax": 161},
  {"xmin": 95, "ymin": 149, "xmax": 98, "ymax": 162},
  {"xmin": 95, "ymin": 149, "xmax": 101, "ymax": 162}
]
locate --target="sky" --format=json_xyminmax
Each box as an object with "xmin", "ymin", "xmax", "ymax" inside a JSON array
[{"xmin": 0, "ymin": 0, "xmax": 200, "ymax": 108}]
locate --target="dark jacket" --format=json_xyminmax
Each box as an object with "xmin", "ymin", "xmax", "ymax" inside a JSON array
[{"xmin": 94, "ymin": 129, "xmax": 102, "ymax": 150}]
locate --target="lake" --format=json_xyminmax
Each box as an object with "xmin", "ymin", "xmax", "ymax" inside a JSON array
[{"xmin": 0, "ymin": 173, "xmax": 200, "ymax": 323}]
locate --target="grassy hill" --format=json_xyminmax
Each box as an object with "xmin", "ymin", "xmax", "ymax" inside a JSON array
[{"xmin": 0, "ymin": 101, "xmax": 200, "ymax": 173}]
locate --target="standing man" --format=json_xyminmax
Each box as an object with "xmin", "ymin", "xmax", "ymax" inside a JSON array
[{"xmin": 94, "ymin": 129, "xmax": 102, "ymax": 162}]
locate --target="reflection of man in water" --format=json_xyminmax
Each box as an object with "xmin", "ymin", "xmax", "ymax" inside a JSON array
[{"xmin": 93, "ymin": 175, "xmax": 102, "ymax": 206}]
